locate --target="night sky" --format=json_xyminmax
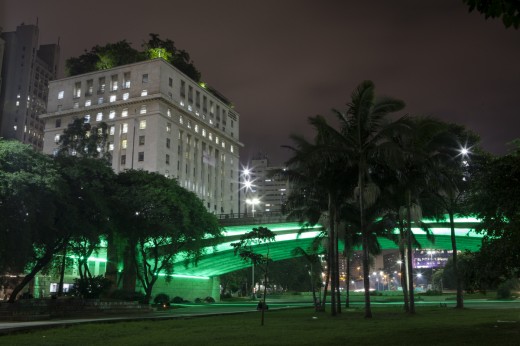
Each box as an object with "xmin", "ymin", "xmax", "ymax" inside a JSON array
[{"xmin": 2, "ymin": 0, "xmax": 519, "ymax": 164}]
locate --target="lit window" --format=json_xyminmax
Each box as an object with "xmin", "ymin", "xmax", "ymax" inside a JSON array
[
  {"xmin": 140, "ymin": 105, "xmax": 147, "ymax": 114},
  {"xmin": 58, "ymin": 91, "xmax": 64, "ymax": 99},
  {"xmin": 110, "ymin": 95, "xmax": 116, "ymax": 102},
  {"xmin": 221, "ymin": 141, "xmax": 225, "ymax": 148},
  {"xmin": 123, "ymin": 72, "xmax": 131, "ymax": 88},
  {"xmin": 98, "ymin": 97, "xmax": 104, "ymax": 104},
  {"xmin": 122, "ymin": 108, "xmax": 128, "ymax": 117},
  {"xmin": 111, "ymin": 75, "xmax": 118, "ymax": 91},
  {"xmin": 109, "ymin": 143, "xmax": 114, "ymax": 151},
  {"xmin": 195, "ymin": 124, "xmax": 199, "ymax": 133},
  {"xmin": 109, "ymin": 110, "xmax": 116, "ymax": 119},
  {"xmin": 179, "ymin": 115, "xmax": 184, "ymax": 124},
  {"xmin": 122, "ymin": 123, "xmax": 128, "ymax": 134},
  {"xmin": 121, "ymin": 139, "xmax": 127, "ymax": 149},
  {"xmin": 139, "ymin": 120, "xmax": 146, "ymax": 130},
  {"xmin": 141, "ymin": 90, "xmax": 148, "ymax": 96},
  {"xmin": 16, "ymin": 101, "xmax": 19, "ymax": 106},
  {"xmin": 209, "ymin": 132, "xmax": 213, "ymax": 140},
  {"xmin": 188, "ymin": 105, "xmax": 192, "ymax": 111},
  {"xmin": 54, "ymin": 134, "xmax": 60, "ymax": 143},
  {"xmin": 187, "ymin": 120, "xmax": 192, "ymax": 129},
  {"xmin": 96, "ymin": 112, "xmax": 103, "ymax": 121},
  {"xmin": 123, "ymin": 93, "xmax": 129, "ymax": 100},
  {"xmin": 73, "ymin": 102, "xmax": 79, "ymax": 109},
  {"xmin": 167, "ymin": 109, "xmax": 171, "ymax": 117},
  {"xmin": 215, "ymin": 136, "xmax": 219, "ymax": 144},
  {"xmin": 166, "ymin": 123, "xmax": 171, "ymax": 133},
  {"xmin": 109, "ymin": 126, "xmax": 115, "ymax": 135},
  {"xmin": 202, "ymin": 128, "xmax": 206, "ymax": 137},
  {"xmin": 84, "ymin": 115, "xmax": 90, "ymax": 123},
  {"xmin": 85, "ymin": 99, "xmax": 92, "ymax": 107},
  {"xmin": 230, "ymin": 146, "xmax": 234, "ymax": 153}
]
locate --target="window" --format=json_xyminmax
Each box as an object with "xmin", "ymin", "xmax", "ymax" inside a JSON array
[
  {"xmin": 73, "ymin": 102, "xmax": 79, "ymax": 109},
  {"xmin": 139, "ymin": 120, "xmax": 146, "ymax": 130},
  {"xmin": 195, "ymin": 124, "xmax": 199, "ymax": 133},
  {"xmin": 203, "ymin": 95, "xmax": 207, "ymax": 113},
  {"xmin": 179, "ymin": 115, "xmax": 184, "ymax": 124},
  {"xmin": 140, "ymin": 105, "xmax": 147, "ymax": 114},
  {"xmin": 122, "ymin": 108, "xmax": 128, "ymax": 117},
  {"xmin": 180, "ymin": 80, "xmax": 185, "ymax": 98},
  {"xmin": 188, "ymin": 86, "xmax": 193, "ymax": 103},
  {"xmin": 141, "ymin": 89, "xmax": 148, "ymax": 96},
  {"xmin": 96, "ymin": 112, "xmax": 103, "ymax": 121},
  {"xmin": 109, "ymin": 126, "xmax": 115, "ymax": 135},
  {"xmin": 142, "ymin": 74, "xmax": 148, "ymax": 83},
  {"xmin": 122, "ymin": 123, "xmax": 128, "ymax": 134},
  {"xmin": 109, "ymin": 110, "xmax": 116, "ymax": 119},
  {"xmin": 139, "ymin": 135, "xmax": 145, "ymax": 145},
  {"xmin": 74, "ymin": 82, "xmax": 81, "ymax": 98},
  {"xmin": 84, "ymin": 115, "xmax": 90, "ymax": 123},
  {"xmin": 167, "ymin": 108, "xmax": 171, "ymax": 117},
  {"xmin": 86, "ymin": 79, "xmax": 93, "ymax": 95},
  {"xmin": 121, "ymin": 139, "xmax": 128, "ymax": 149},
  {"xmin": 121, "ymin": 155, "xmax": 126, "ymax": 165},
  {"xmin": 196, "ymin": 91, "xmax": 200, "ymax": 107},
  {"xmin": 58, "ymin": 90, "xmax": 64, "ymax": 99},
  {"xmin": 166, "ymin": 123, "xmax": 172, "ymax": 133},
  {"xmin": 166, "ymin": 154, "xmax": 170, "ymax": 165},
  {"xmin": 166, "ymin": 138, "xmax": 171, "ymax": 148},
  {"xmin": 110, "ymin": 95, "xmax": 116, "ymax": 102},
  {"xmin": 202, "ymin": 128, "xmax": 206, "ymax": 137},
  {"xmin": 98, "ymin": 77, "xmax": 105, "ymax": 93},
  {"xmin": 85, "ymin": 99, "xmax": 91, "ymax": 107},
  {"xmin": 123, "ymin": 72, "xmax": 131, "ymax": 88},
  {"xmin": 169, "ymin": 77, "xmax": 173, "ymax": 87},
  {"xmin": 98, "ymin": 97, "xmax": 104, "ymax": 104},
  {"xmin": 138, "ymin": 152, "xmax": 144, "ymax": 162},
  {"xmin": 54, "ymin": 134, "xmax": 60, "ymax": 143},
  {"xmin": 111, "ymin": 75, "xmax": 118, "ymax": 91},
  {"xmin": 123, "ymin": 92, "xmax": 129, "ymax": 100},
  {"xmin": 109, "ymin": 143, "xmax": 114, "ymax": 151}
]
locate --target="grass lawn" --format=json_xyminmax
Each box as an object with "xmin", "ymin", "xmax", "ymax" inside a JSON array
[{"xmin": 1, "ymin": 307, "xmax": 519, "ymax": 345}]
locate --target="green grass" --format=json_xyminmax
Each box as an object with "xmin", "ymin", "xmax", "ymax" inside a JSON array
[{"xmin": 1, "ymin": 307, "xmax": 519, "ymax": 345}]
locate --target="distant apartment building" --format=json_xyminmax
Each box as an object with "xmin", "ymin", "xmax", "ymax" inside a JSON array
[
  {"xmin": 243, "ymin": 156, "xmax": 289, "ymax": 214},
  {"xmin": 0, "ymin": 24, "xmax": 60, "ymax": 150},
  {"xmin": 41, "ymin": 58, "xmax": 241, "ymax": 215}
]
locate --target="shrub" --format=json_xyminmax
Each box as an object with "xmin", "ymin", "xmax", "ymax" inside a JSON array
[
  {"xmin": 70, "ymin": 276, "xmax": 111, "ymax": 299},
  {"xmin": 171, "ymin": 296, "xmax": 186, "ymax": 304},
  {"xmin": 153, "ymin": 293, "xmax": 170, "ymax": 305},
  {"xmin": 497, "ymin": 279, "xmax": 519, "ymax": 299},
  {"xmin": 204, "ymin": 296, "xmax": 215, "ymax": 303}
]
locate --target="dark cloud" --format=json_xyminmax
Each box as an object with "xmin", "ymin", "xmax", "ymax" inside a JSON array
[{"xmin": 2, "ymin": 0, "xmax": 519, "ymax": 164}]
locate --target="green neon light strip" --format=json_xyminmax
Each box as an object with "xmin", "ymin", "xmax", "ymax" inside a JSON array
[{"xmin": 157, "ymin": 273, "xmax": 210, "ymax": 280}]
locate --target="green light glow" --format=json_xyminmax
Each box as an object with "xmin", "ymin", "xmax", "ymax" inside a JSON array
[{"xmin": 157, "ymin": 273, "xmax": 210, "ymax": 280}]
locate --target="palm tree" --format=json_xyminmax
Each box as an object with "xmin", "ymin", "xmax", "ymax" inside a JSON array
[{"xmin": 309, "ymin": 80, "xmax": 408, "ymax": 318}]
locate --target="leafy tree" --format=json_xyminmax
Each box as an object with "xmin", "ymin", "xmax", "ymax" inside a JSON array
[
  {"xmin": 0, "ymin": 140, "xmax": 68, "ymax": 301},
  {"xmin": 57, "ymin": 118, "xmax": 111, "ymax": 162},
  {"xmin": 143, "ymin": 33, "xmax": 202, "ymax": 82},
  {"xmin": 113, "ymin": 170, "xmax": 221, "ymax": 304},
  {"xmin": 463, "ymin": 0, "xmax": 520, "ymax": 29},
  {"xmin": 66, "ymin": 40, "xmax": 144, "ymax": 76},
  {"xmin": 232, "ymin": 227, "xmax": 276, "ymax": 326}
]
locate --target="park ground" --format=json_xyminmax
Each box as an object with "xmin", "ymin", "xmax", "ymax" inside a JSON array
[{"xmin": 0, "ymin": 293, "xmax": 519, "ymax": 345}]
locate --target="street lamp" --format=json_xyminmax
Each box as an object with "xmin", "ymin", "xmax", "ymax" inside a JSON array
[{"xmin": 246, "ymin": 198, "xmax": 260, "ymax": 217}]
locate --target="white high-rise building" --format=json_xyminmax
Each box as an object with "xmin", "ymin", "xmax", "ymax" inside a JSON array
[{"xmin": 41, "ymin": 58, "xmax": 241, "ymax": 215}]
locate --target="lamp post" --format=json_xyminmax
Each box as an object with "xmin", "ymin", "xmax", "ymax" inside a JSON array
[{"xmin": 246, "ymin": 198, "xmax": 260, "ymax": 217}]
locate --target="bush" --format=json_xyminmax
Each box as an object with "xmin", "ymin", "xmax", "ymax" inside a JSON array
[
  {"xmin": 109, "ymin": 289, "xmax": 146, "ymax": 303},
  {"xmin": 204, "ymin": 296, "xmax": 215, "ymax": 303},
  {"xmin": 153, "ymin": 293, "xmax": 170, "ymax": 305},
  {"xmin": 497, "ymin": 279, "xmax": 519, "ymax": 299},
  {"xmin": 70, "ymin": 276, "xmax": 111, "ymax": 299},
  {"xmin": 171, "ymin": 296, "xmax": 186, "ymax": 304}
]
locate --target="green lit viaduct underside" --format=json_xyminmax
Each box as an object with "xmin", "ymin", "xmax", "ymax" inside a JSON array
[{"xmin": 167, "ymin": 217, "xmax": 483, "ymax": 278}]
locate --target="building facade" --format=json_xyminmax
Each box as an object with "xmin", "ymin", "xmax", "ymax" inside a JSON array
[
  {"xmin": 0, "ymin": 24, "xmax": 60, "ymax": 150},
  {"xmin": 42, "ymin": 58, "xmax": 241, "ymax": 215},
  {"xmin": 243, "ymin": 156, "xmax": 289, "ymax": 215}
]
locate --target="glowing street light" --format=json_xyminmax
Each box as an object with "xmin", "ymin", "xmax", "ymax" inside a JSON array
[{"xmin": 246, "ymin": 198, "xmax": 260, "ymax": 217}]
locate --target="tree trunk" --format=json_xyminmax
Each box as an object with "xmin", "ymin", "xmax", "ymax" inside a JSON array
[
  {"xmin": 321, "ymin": 263, "xmax": 330, "ymax": 312},
  {"xmin": 328, "ymin": 193, "xmax": 337, "ymax": 316},
  {"xmin": 399, "ymin": 233, "xmax": 409, "ymax": 312},
  {"xmin": 345, "ymin": 253, "xmax": 351, "ymax": 308},
  {"xmin": 359, "ymin": 165, "xmax": 372, "ymax": 318},
  {"xmin": 406, "ymin": 191, "xmax": 416, "ymax": 314},
  {"xmin": 449, "ymin": 211, "xmax": 464, "ymax": 309},
  {"xmin": 334, "ymin": 214, "xmax": 341, "ymax": 314},
  {"xmin": 260, "ymin": 250, "xmax": 270, "ymax": 326},
  {"xmin": 58, "ymin": 243, "xmax": 67, "ymax": 296}
]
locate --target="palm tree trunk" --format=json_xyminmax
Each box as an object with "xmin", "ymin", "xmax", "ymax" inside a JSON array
[
  {"xmin": 406, "ymin": 190, "xmax": 416, "ymax": 314},
  {"xmin": 449, "ymin": 211, "xmax": 463, "ymax": 308},
  {"xmin": 328, "ymin": 193, "xmax": 337, "ymax": 316},
  {"xmin": 399, "ymin": 234, "xmax": 409, "ymax": 312},
  {"xmin": 359, "ymin": 164, "xmax": 372, "ymax": 318},
  {"xmin": 345, "ymin": 253, "xmax": 351, "ymax": 308},
  {"xmin": 334, "ymin": 215, "xmax": 341, "ymax": 314},
  {"xmin": 321, "ymin": 261, "xmax": 330, "ymax": 312}
]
